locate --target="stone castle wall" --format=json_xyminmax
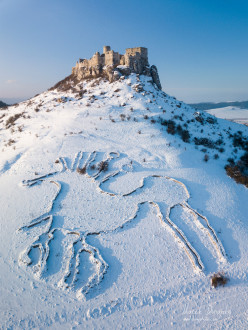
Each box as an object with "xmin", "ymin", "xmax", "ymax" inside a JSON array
[
  {"xmin": 72, "ymin": 46, "xmax": 149, "ymax": 79},
  {"xmin": 71, "ymin": 46, "xmax": 162, "ymax": 89}
]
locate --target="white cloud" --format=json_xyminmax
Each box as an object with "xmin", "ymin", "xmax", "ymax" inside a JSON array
[{"xmin": 5, "ymin": 79, "xmax": 17, "ymax": 84}]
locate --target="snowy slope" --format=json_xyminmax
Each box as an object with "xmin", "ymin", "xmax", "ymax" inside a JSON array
[{"xmin": 0, "ymin": 74, "xmax": 248, "ymax": 329}]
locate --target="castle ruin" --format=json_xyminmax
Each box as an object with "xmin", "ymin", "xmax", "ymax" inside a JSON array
[{"xmin": 72, "ymin": 46, "xmax": 161, "ymax": 89}]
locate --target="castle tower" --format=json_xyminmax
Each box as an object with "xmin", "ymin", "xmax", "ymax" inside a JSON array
[
  {"xmin": 125, "ymin": 47, "xmax": 148, "ymax": 66},
  {"xmin": 103, "ymin": 46, "xmax": 111, "ymax": 54},
  {"xmin": 72, "ymin": 46, "xmax": 161, "ymax": 89},
  {"xmin": 92, "ymin": 51, "xmax": 101, "ymax": 65}
]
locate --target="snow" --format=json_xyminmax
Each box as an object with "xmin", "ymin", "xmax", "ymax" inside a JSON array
[
  {"xmin": 206, "ymin": 106, "xmax": 248, "ymax": 125},
  {"xmin": 0, "ymin": 73, "xmax": 248, "ymax": 329}
]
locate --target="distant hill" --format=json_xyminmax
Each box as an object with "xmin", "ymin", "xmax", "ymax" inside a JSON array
[
  {"xmin": 0, "ymin": 100, "xmax": 8, "ymax": 108},
  {"xmin": 190, "ymin": 101, "xmax": 248, "ymax": 110}
]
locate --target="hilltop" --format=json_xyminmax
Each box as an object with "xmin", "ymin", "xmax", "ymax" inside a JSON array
[
  {"xmin": 0, "ymin": 47, "xmax": 248, "ymax": 329},
  {"xmin": 0, "ymin": 100, "xmax": 8, "ymax": 108}
]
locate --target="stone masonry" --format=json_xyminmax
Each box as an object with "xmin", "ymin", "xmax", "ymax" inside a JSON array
[{"xmin": 72, "ymin": 46, "xmax": 162, "ymax": 89}]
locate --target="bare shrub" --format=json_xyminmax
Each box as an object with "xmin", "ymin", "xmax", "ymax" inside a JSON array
[
  {"xmin": 225, "ymin": 165, "xmax": 248, "ymax": 187},
  {"xmin": 77, "ymin": 166, "xmax": 86, "ymax": 175},
  {"xmin": 166, "ymin": 120, "xmax": 176, "ymax": 135},
  {"xmin": 203, "ymin": 154, "xmax": 209, "ymax": 162},
  {"xmin": 78, "ymin": 90, "xmax": 87, "ymax": 98},
  {"xmin": 195, "ymin": 115, "xmax": 204, "ymax": 124},
  {"xmin": 194, "ymin": 137, "xmax": 215, "ymax": 148},
  {"xmin": 5, "ymin": 112, "xmax": 24, "ymax": 128},
  {"xmin": 206, "ymin": 116, "xmax": 217, "ymax": 124},
  {"xmin": 227, "ymin": 158, "xmax": 235, "ymax": 165},
  {"xmin": 240, "ymin": 151, "xmax": 248, "ymax": 167},
  {"xmin": 120, "ymin": 114, "xmax": 126, "ymax": 121},
  {"xmin": 211, "ymin": 273, "xmax": 228, "ymax": 288},
  {"xmin": 232, "ymin": 132, "xmax": 246, "ymax": 149},
  {"xmin": 98, "ymin": 161, "xmax": 108, "ymax": 172},
  {"xmin": 49, "ymin": 74, "xmax": 80, "ymax": 92},
  {"xmin": 5, "ymin": 139, "xmax": 15, "ymax": 147}
]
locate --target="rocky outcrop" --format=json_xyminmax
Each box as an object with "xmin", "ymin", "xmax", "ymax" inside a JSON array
[{"xmin": 150, "ymin": 65, "xmax": 162, "ymax": 90}]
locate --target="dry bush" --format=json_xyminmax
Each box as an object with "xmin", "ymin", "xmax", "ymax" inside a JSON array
[
  {"xmin": 232, "ymin": 132, "xmax": 247, "ymax": 149},
  {"xmin": 5, "ymin": 113, "xmax": 24, "ymax": 128},
  {"xmin": 78, "ymin": 90, "xmax": 86, "ymax": 98},
  {"xmin": 211, "ymin": 273, "xmax": 228, "ymax": 288},
  {"xmin": 77, "ymin": 166, "xmax": 86, "ymax": 175},
  {"xmin": 195, "ymin": 115, "xmax": 204, "ymax": 124},
  {"xmin": 166, "ymin": 120, "xmax": 176, "ymax": 135},
  {"xmin": 194, "ymin": 137, "xmax": 215, "ymax": 148},
  {"xmin": 225, "ymin": 165, "xmax": 248, "ymax": 188},
  {"xmin": 5, "ymin": 139, "xmax": 15, "ymax": 147},
  {"xmin": 240, "ymin": 151, "xmax": 248, "ymax": 167},
  {"xmin": 181, "ymin": 129, "xmax": 190, "ymax": 142},
  {"xmin": 49, "ymin": 74, "xmax": 80, "ymax": 92},
  {"xmin": 98, "ymin": 161, "xmax": 108, "ymax": 172},
  {"xmin": 206, "ymin": 116, "xmax": 217, "ymax": 124},
  {"xmin": 203, "ymin": 154, "xmax": 209, "ymax": 162}
]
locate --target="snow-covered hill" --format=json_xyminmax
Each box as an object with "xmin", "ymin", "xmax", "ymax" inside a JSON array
[
  {"xmin": 0, "ymin": 100, "xmax": 8, "ymax": 108},
  {"xmin": 1, "ymin": 73, "xmax": 248, "ymax": 329},
  {"xmin": 206, "ymin": 106, "xmax": 248, "ymax": 125}
]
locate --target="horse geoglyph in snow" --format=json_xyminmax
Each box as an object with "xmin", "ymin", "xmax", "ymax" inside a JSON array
[{"xmin": 18, "ymin": 151, "xmax": 226, "ymax": 299}]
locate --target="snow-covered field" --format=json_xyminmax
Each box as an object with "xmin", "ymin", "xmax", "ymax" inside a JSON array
[
  {"xmin": 0, "ymin": 74, "xmax": 248, "ymax": 329},
  {"xmin": 206, "ymin": 106, "xmax": 248, "ymax": 125}
]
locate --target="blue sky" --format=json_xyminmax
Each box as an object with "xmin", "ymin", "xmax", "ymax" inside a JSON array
[{"xmin": 0, "ymin": 0, "xmax": 248, "ymax": 103}]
